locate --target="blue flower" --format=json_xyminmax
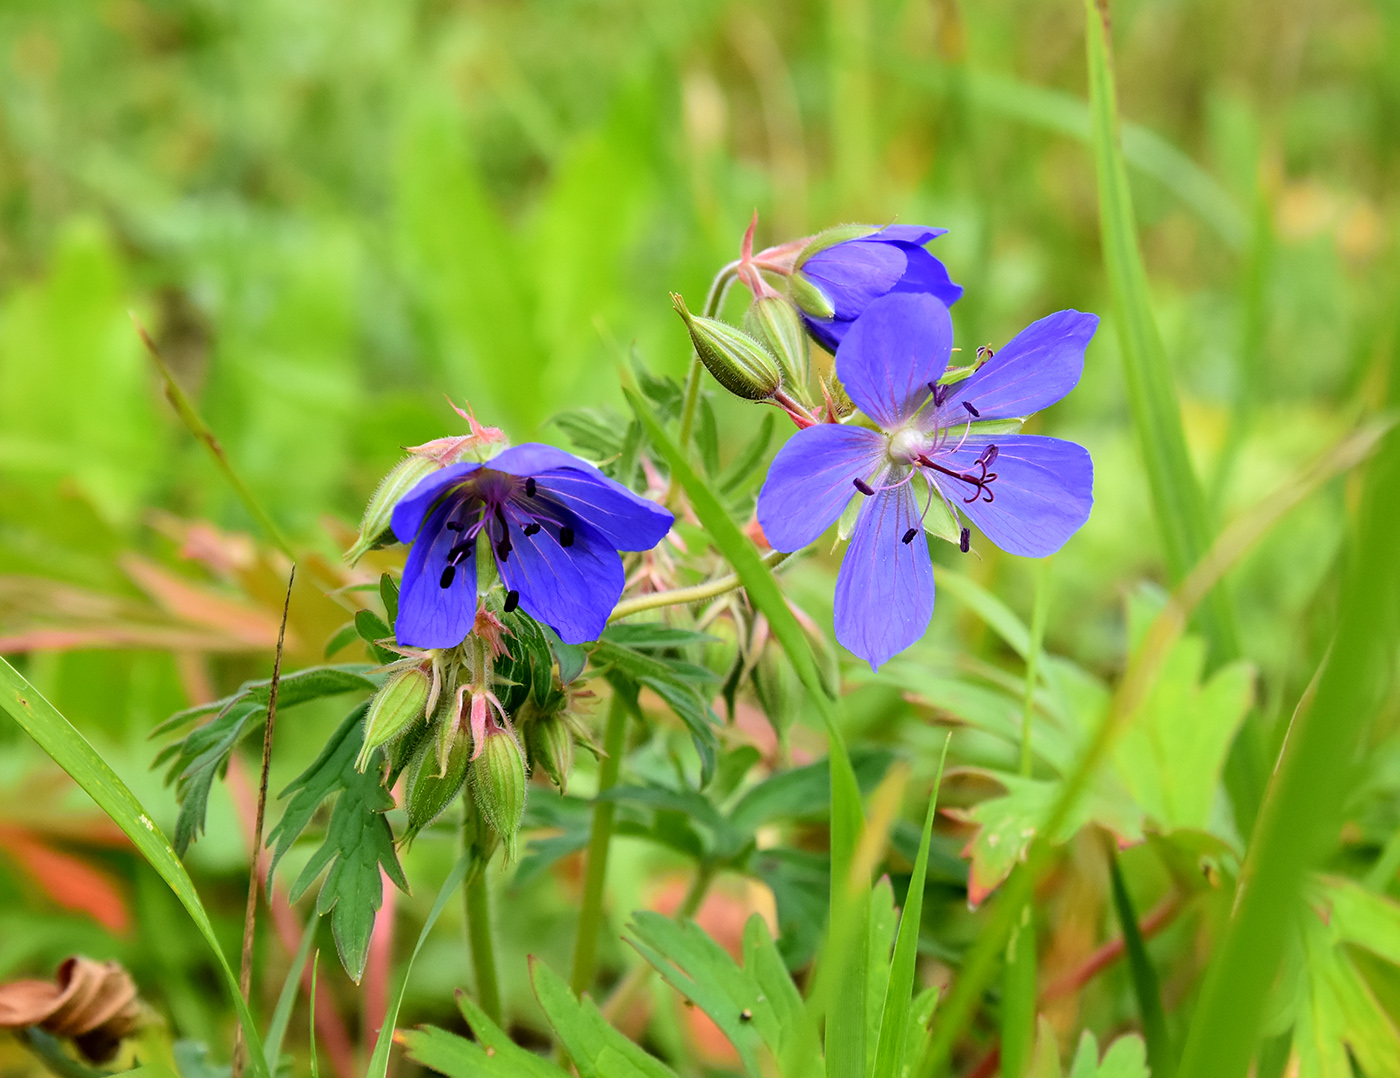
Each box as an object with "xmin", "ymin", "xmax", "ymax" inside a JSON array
[
  {"xmin": 391, "ymin": 444, "xmax": 674, "ymax": 648},
  {"xmin": 757, "ymin": 293, "xmax": 1096, "ymax": 669},
  {"xmin": 795, "ymin": 225, "xmax": 963, "ymax": 353}
]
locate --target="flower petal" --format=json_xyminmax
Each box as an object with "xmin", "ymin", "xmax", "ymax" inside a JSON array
[
  {"xmin": 800, "ymin": 239, "xmax": 907, "ymax": 320},
  {"xmin": 875, "ymin": 224, "xmax": 948, "ymax": 245},
  {"xmin": 496, "ymin": 507, "xmax": 624, "ymax": 644},
  {"xmin": 484, "ymin": 443, "xmax": 588, "ymax": 477},
  {"xmin": 757, "ymin": 424, "xmax": 885, "ymax": 551},
  {"xmin": 836, "ymin": 293, "xmax": 953, "ymax": 429},
  {"xmin": 945, "ymin": 310, "xmax": 1098, "ymax": 421},
  {"xmin": 528, "ymin": 468, "xmax": 673, "ymax": 551},
  {"xmin": 935, "ymin": 435, "xmax": 1093, "ymax": 558},
  {"xmin": 391, "ymin": 462, "xmax": 483, "ymax": 543},
  {"xmin": 890, "ymin": 245, "xmax": 964, "ymax": 309},
  {"xmin": 833, "ymin": 478, "xmax": 935, "ymax": 670},
  {"xmin": 395, "ymin": 500, "xmax": 479, "ymax": 649}
]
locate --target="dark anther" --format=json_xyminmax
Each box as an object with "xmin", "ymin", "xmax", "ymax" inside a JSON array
[
  {"xmin": 978, "ymin": 444, "xmax": 999, "ymax": 468},
  {"xmin": 959, "ymin": 527, "xmax": 970, "ymax": 553},
  {"xmin": 962, "ymin": 400, "xmax": 981, "ymax": 418},
  {"xmin": 901, "ymin": 528, "xmax": 918, "ymax": 545},
  {"xmin": 503, "ymin": 590, "xmax": 520, "ymax": 613},
  {"xmin": 446, "ymin": 520, "xmax": 464, "ymax": 532},
  {"xmin": 853, "ymin": 477, "xmax": 875, "ymax": 496},
  {"xmin": 976, "ymin": 344, "xmax": 995, "ymax": 362},
  {"xmin": 439, "ymin": 565, "xmax": 456, "ymax": 589},
  {"xmin": 525, "ymin": 477, "xmax": 537, "ymax": 497},
  {"xmin": 447, "ymin": 541, "xmax": 472, "ymax": 563},
  {"xmin": 560, "ymin": 526, "xmax": 575, "ymax": 548},
  {"xmin": 739, "ymin": 1009, "xmax": 753, "ymax": 1023},
  {"xmin": 929, "ymin": 382, "xmax": 950, "ymax": 407},
  {"xmin": 523, "ymin": 522, "xmax": 541, "ymax": 536}
]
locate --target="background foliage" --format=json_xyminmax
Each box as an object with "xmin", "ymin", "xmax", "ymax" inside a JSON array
[{"xmin": 0, "ymin": 0, "xmax": 1397, "ymax": 1076}]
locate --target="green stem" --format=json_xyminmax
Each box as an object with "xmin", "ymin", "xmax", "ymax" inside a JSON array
[
  {"xmin": 570, "ymin": 691, "xmax": 631, "ymax": 994},
  {"xmin": 17, "ymin": 1029, "xmax": 111, "ymax": 1078},
  {"xmin": 465, "ymin": 869, "xmax": 501, "ymax": 1025},
  {"xmin": 609, "ymin": 551, "xmax": 791, "ymax": 622},
  {"xmin": 676, "ymin": 861, "xmax": 716, "ymax": 920},
  {"xmin": 1106, "ymin": 843, "xmax": 1173, "ymax": 1077},
  {"xmin": 1021, "ymin": 561, "xmax": 1051, "ymax": 778},
  {"xmin": 133, "ymin": 316, "xmax": 296, "ymax": 560}
]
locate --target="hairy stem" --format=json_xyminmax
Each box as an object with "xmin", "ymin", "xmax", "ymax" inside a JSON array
[
  {"xmin": 233, "ymin": 566, "xmax": 295, "ymax": 1078},
  {"xmin": 465, "ymin": 868, "xmax": 501, "ymax": 1024},
  {"xmin": 570, "ymin": 691, "xmax": 631, "ymax": 994},
  {"xmin": 609, "ymin": 550, "xmax": 791, "ymax": 622}
]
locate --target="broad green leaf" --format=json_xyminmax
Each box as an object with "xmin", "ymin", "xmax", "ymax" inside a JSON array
[
  {"xmin": 365, "ymin": 852, "xmax": 470, "ymax": 1078},
  {"xmin": 1113, "ymin": 634, "xmax": 1254, "ymax": 833},
  {"xmin": 529, "ymin": 959, "xmax": 677, "ymax": 1078},
  {"xmin": 0, "ymin": 657, "xmax": 271, "ymax": 1078},
  {"xmin": 1295, "ymin": 909, "xmax": 1400, "ymax": 1078}
]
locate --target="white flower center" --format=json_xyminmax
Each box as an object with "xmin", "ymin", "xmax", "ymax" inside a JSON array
[{"xmin": 887, "ymin": 426, "xmax": 928, "ymax": 464}]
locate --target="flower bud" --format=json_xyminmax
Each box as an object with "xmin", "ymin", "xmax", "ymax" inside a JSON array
[
  {"xmin": 744, "ymin": 295, "xmax": 810, "ymax": 393},
  {"xmin": 404, "ymin": 731, "xmax": 471, "ymax": 841},
  {"xmin": 787, "ymin": 270, "xmax": 836, "ymax": 321},
  {"xmin": 356, "ymin": 665, "xmax": 431, "ymax": 771},
  {"xmin": 346, "ymin": 455, "xmax": 442, "ymax": 565},
  {"xmin": 753, "ymin": 640, "xmax": 799, "ymax": 742},
  {"xmin": 671, "ymin": 293, "xmax": 781, "ymax": 401},
  {"xmin": 525, "ymin": 712, "xmax": 575, "ymax": 792},
  {"xmin": 470, "ymin": 727, "xmax": 527, "ymax": 860}
]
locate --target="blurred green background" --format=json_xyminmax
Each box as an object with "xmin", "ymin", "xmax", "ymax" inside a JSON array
[{"xmin": 0, "ymin": 0, "xmax": 1394, "ymax": 1071}]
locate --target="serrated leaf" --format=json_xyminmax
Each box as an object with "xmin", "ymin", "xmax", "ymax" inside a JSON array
[
  {"xmin": 293, "ymin": 758, "xmax": 409, "ymax": 982},
  {"xmin": 266, "ymin": 707, "xmax": 367, "ymax": 882},
  {"xmin": 529, "ymin": 959, "xmax": 677, "ymax": 1078},
  {"xmin": 741, "ymin": 915, "xmax": 823, "ymax": 1075},
  {"xmin": 625, "ymin": 912, "xmax": 769, "ymax": 1076},
  {"xmin": 166, "ymin": 701, "xmax": 261, "ymax": 856}
]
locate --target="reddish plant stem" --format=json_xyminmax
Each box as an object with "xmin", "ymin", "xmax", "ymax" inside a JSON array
[{"xmin": 1040, "ymin": 890, "xmax": 1182, "ymax": 1003}]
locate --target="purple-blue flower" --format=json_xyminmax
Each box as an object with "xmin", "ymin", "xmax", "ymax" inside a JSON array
[
  {"xmin": 391, "ymin": 445, "xmax": 674, "ymax": 648},
  {"xmin": 796, "ymin": 225, "xmax": 963, "ymax": 353},
  {"xmin": 757, "ymin": 293, "xmax": 1096, "ymax": 669}
]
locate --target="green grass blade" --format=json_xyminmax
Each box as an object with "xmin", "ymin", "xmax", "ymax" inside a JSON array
[
  {"xmin": 1176, "ymin": 362, "xmax": 1400, "ymax": 1073},
  {"xmin": 1106, "ymin": 847, "xmax": 1172, "ymax": 1077},
  {"xmin": 624, "ymin": 386, "xmax": 866, "ymax": 1076},
  {"xmin": 365, "ymin": 850, "xmax": 472, "ymax": 1078},
  {"xmin": 1084, "ymin": 0, "xmax": 1239, "ymax": 661},
  {"xmin": 873, "ymin": 736, "xmax": 949, "ymax": 1078},
  {"xmin": 0, "ymin": 657, "xmax": 271, "ymax": 1078},
  {"xmin": 264, "ymin": 912, "xmax": 319, "ymax": 1072}
]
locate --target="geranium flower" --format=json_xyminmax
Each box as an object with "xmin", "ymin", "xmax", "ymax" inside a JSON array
[
  {"xmin": 794, "ymin": 225, "xmax": 963, "ymax": 352},
  {"xmin": 391, "ymin": 445, "xmax": 674, "ymax": 648},
  {"xmin": 757, "ymin": 293, "xmax": 1096, "ymax": 669}
]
